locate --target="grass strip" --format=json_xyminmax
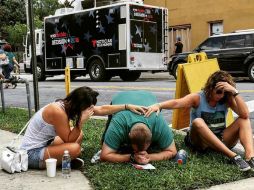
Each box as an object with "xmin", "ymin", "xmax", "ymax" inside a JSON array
[{"xmin": 1, "ymin": 108, "xmax": 254, "ymax": 190}]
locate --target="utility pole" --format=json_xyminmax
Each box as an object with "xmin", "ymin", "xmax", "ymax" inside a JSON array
[{"xmin": 27, "ymin": 0, "xmax": 40, "ymax": 111}]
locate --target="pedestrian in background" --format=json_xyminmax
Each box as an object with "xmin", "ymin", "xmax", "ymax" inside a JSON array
[
  {"xmin": 174, "ymin": 36, "xmax": 183, "ymax": 54},
  {"xmin": 2, "ymin": 44, "xmax": 19, "ymax": 88},
  {"xmin": 0, "ymin": 49, "xmax": 6, "ymax": 79}
]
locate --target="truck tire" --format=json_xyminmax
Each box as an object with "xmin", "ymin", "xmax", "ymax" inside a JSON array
[
  {"xmin": 37, "ymin": 61, "xmax": 46, "ymax": 81},
  {"xmin": 248, "ymin": 62, "xmax": 254, "ymax": 82},
  {"xmin": 119, "ymin": 71, "xmax": 141, "ymax": 81},
  {"xmin": 88, "ymin": 59, "xmax": 110, "ymax": 82}
]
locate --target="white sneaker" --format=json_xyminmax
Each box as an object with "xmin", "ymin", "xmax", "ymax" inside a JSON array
[{"xmin": 91, "ymin": 150, "xmax": 101, "ymax": 164}]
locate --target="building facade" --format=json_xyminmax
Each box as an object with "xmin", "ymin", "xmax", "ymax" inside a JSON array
[{"xmin": 144, "ymin": 0, "xmax": 254, "ymax": 55}]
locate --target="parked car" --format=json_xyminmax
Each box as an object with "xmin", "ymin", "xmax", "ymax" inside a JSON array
[{"xmin": 168, "ymin": 29, "xmax": 254, "ymax": 82}]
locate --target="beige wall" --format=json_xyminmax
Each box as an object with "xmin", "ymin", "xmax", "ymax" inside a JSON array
[{"xmin": 145, "ymin": 0, "xmax": 254, "ymax": 50}]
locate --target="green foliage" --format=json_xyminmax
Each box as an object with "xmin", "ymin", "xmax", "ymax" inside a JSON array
[
  {"xmin": 1, "ymin": 108, "xmax": 253, "ymax": 190},
  {"xmin": 4, "ymin": 23, "xmax": 27, "ymax": 47},
  {"xmin": 0, "ymin": 0, "xmax": 26, "ymax": 27},
  {"xmin": 34, "ymin": 0, "xmax": 62, "ymax": 20},
  {"xmin": 60, "ymin": 0, "xmax": 75, "ymax": 8}
]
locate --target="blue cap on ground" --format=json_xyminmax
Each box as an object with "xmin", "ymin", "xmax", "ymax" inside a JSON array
[{"xmin": 0, "ymin": 49, "xmax": 4, "ymax": 54}]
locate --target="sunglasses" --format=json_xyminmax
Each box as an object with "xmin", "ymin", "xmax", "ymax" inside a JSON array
[{"xmin": 216, "ymin": 89, "xmax": 224, "ymax": 94}]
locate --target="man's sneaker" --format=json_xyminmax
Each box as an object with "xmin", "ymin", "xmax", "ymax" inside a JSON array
[
  {"xmin": 231, "ymin": 155, "xmax": 251, "ymax": 172},
  {"xmin": 71, "ymin": 158, "xmax": 84, "ymax": 169},
  {"xmin": 246, "ymin": 157, "xmax": 254, "ymax": 170},
  {"xmin": 91, "ymin": 150, "xmax": 101, "ymax": 164}
]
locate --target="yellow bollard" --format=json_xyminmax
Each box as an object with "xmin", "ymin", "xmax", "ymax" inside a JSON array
[{"xmin": 65, "ymin": 66, "xmax": 71, "ymax": 95}]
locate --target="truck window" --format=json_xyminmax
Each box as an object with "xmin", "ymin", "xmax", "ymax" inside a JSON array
[
  {"xmin": 130, "ymin": 20, "xmax": 157, "ymax": 52},
  {"xmin": 27, "ymin": 34, "xmax": 31, "ymax": 55},
  {"xmin": 36, "ymin": 33, "xmax": 39, "ymax": 44}
]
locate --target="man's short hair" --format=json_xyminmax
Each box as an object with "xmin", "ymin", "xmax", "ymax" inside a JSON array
[{"xmin": 129, "ymin": 123, "xmax": 152, "ymax": 151}]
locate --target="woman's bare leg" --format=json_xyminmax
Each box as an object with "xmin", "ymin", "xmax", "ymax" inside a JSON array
[
  {"xmin": 223, "ymin": 118, "xmax": 254, "ymax": 160},
  {"xmin": 190, "ymin": 118, "xmax": 236, "ymax": 158},
  {"xmin": 41, "ymin": 143, "xmax": 81, "ymax": 168},
  {"xmin": 51, "ymin": 130, "xmax": 83, "ymax": 146}
]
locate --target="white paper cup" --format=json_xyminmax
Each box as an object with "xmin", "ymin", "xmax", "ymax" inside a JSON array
[{"xmin": 45, "ymin": 158, "xmax": 57, "ymax": 177}]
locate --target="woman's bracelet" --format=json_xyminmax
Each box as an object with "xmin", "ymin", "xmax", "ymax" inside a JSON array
[
  {"xmin": 125, "ymin": 104, "xmax": 129, "ymax": 110},
  {"xmin": 157, "ymin": 103, "xmax": 162, "ymax": 110}
]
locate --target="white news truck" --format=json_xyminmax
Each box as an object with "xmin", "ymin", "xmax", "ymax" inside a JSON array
[{"xmin": 23, "ymin": 0, "xmax": 169, "ymax": 81}]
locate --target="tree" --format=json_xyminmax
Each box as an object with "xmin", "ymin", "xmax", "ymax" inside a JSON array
[
  {"xmin": 61, "ymin": 0, "xmax": 75, "ymax": 8},
  {"xmin": 34, "ymin": 0, "xmax": 62, "ymax": 20},
  {"xmin": 0, "ymin": 0, "xmax": 26, "ymax": 39},
  {"xmin": 4, "ymin": 22, "xmax": 27, "ymax": 50}
]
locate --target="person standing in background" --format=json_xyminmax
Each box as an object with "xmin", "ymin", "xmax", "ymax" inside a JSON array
[
  {"xmin": 0, "ymin": 49, "xmax": 6, "ymax": 79},
  {"xmin": 2, "ymin": 44, "xmax": 19, "ymax": 88},
  {"xmin": 174, "ymin": 36, "xmax": 183, "ymax": 54}
]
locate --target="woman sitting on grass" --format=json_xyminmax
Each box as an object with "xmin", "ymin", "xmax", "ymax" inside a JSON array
[
  {"xmin": 21, "ymin": 86, "xmax": 145, "ymax": 169},
  {"xmin": 145, "ymin": 70, "xmax": 254, "ymax": 172}
]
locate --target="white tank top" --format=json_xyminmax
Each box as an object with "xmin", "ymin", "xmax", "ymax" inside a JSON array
[{"xmin": 20, "ymin": 101, "xmax": 64, "ymax": 150}]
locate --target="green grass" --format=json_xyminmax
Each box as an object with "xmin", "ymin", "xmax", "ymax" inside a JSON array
[{"xmin": 1, "ymin": 108, "xmax": 254, "ymax": 190}]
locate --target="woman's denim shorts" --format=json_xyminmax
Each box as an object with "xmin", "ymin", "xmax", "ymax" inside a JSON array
[{"xmin": 27, "ymin": 147, "xmax": 46, "ymax": 169}]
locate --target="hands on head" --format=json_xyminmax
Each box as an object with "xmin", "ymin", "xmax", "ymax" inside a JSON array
[
  {"xmin": 126, "ymin": 104, "xmax": 147, "ymax": 115},
  {"xmin": 143, "ymin": 103, "xmax": 161, "ymax": 117},
  {"xmin": 125, "ymin": 104, "xmax": 161, "ymax": 117},
  {"xmin": 215, "ymin": 81, "xmax": 236, "ymax": 94}
]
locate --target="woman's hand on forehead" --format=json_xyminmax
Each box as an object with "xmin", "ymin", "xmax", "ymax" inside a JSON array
[{"xmin": 216, "ymin": 81, "xmax": 235, "ymax": 93}]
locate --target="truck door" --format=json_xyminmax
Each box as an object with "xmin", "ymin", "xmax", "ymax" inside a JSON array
[{"xmin": 130, "ymin": 20, "xmax": 157, "ymax": 52}]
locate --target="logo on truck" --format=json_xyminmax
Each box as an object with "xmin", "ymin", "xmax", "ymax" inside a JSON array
[
  {"xmin": 50, "ymin": 32, "xmax": 79, "ymax": 49},
  {"xmin": 91, "ymin": 39, "xmax": 113, "ymax": 48}
]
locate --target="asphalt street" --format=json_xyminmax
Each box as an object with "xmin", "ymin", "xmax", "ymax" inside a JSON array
[{"xmin": 1, "ymin": 72, "xmax": 254, "ymax": 128}]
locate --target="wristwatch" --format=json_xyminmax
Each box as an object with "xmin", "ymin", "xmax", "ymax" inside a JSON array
[
  {"xmin": 130, "ymin": 153, "xmax": 135, "ymax": 163},
  {"xmin": 233, "ymin": 89, "xmax": 239, "ymax": 97}
]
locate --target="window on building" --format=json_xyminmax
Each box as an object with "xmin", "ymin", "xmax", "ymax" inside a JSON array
[{"xmin": 209, "ymin": 21, "xmax": 223, "ymax": 36}]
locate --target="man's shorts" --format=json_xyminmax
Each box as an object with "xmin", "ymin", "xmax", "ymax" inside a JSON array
[{"xmin": 27, "ymin": 147, "xmax": 46, "ymax": 169}]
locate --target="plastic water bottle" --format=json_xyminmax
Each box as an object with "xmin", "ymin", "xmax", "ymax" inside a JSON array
[
  {"xmin": 62, "ymin": 150, "xmax": 71, "ymax": 178},
  {"xmin": 175, "ymin": 149, "xmax": 187, "ymax": 165}
]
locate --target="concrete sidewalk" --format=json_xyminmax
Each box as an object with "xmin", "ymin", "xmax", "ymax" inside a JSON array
[{"xmin": 0, "ymin": 130, "xmax": 92, "ymax": 190}]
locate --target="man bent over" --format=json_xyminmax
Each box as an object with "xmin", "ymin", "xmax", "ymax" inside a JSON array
[{"xmin": 100, "ymin": 91, "xmax": 177, "ymax": 164}]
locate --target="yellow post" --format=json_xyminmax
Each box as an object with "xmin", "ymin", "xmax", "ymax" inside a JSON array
[{"xmin": 65, "ymin": 66, "xmax": 71, "ymax": 95}]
